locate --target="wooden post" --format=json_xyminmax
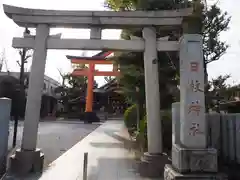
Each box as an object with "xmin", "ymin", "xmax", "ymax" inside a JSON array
[{"xmin": 83, "ymin": 152, "xmax": 88, "ymax": 180}]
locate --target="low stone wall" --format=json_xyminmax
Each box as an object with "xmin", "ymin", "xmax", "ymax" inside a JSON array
[{"xmin": 207, "ymin": 113, "xmax": 240, "ymax": 165}]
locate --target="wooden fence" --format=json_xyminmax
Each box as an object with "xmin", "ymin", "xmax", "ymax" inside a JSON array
[{"xmin": 207, "ymin": 113, "xmax": 240, "ymax": 165}]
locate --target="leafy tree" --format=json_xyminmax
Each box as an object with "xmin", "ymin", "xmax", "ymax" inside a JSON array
[
  {"xmin": 203, "ymin": 4, "xmax": 231, "ymax": 110},
  {"xmin": 208, "ymin": 75, "xmax": 240, "ymax": 102},
  {"xmin": 56, "ymin": 64, "xmax": 98, "ymax": 113},
  {"xmin": 205, "ymin": 75, "xmax": 240, "ymax": 113},
  {"xmin": 105, "ymin": 0, "xmax": 230, "ymax": 110},
  {"xmin": 207, "ymin": 74, "xmax": 235, "ymax": 111},
  {"xmin": 105, "ymin": 0, "xmax": 190, "ymax": 11},
  {"xmin": 210, "ymin": 74, "xmax": 230, "ymax": 92},
  {"xmin": 66, "ymin": 74, "xmax": 87, "ymax": 90},
  {"xmin": 203, "ymin": 4, "xmax": 230, "ymax": 65},
  {"xmin": 105, "ymin": 0, "xmax": 186, "ymax": 109},
  {"xmin": 225, "ymin": 84, "xmax": 240, "ymax": 101}
]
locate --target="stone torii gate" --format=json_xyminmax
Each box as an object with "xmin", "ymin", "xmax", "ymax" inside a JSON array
[
  {"xmin": 67, "ymin": 51, "xmax": 120, "ymax": 122},
  {"xmin": 3, "ymin": 4, "xmax": 221, "ymax": 179}
]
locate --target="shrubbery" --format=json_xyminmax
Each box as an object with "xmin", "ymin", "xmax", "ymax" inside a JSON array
[
  {"xmin": 135, "ymin": 115, "xmax": 147, "ymax": 150},
  {"xmin": 124, "ymin": 104, "xmax": 172, "ymax": 154},
  {"xmin": 161, "ymin": 110, "xmax": 172, "ymax": 153},
  {"xmin": 124, "ymin": 104, "xmax": 137, "ymax": 134}
]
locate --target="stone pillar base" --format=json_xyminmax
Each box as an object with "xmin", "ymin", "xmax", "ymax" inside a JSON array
[
  {"xmin": 172, "ymin": 143, "xmax": 218, "ymax": 173},
  {"xmin": 164, "ymin": 164, "xmax": 228, "ymax": 180},
  {"xmin": 82, "ymin": 112, "xmax": 100, "ymax": 123},
  {"xmin": 9, "ymin": 148, "xmax": 44, "ymax": 176},
  {"xmin": 139, "ymin": 152, "xmax": 170, "ymax": 178}
]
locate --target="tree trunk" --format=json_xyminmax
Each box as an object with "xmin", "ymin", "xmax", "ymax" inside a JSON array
[{"xmin": 19, "ymin": 49, "xmax": 26, "ymax": 91}]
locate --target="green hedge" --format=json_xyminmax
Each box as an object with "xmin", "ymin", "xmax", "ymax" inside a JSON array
[
  {"xmin": 124, "ymin": 104, "xmax": 172, "ymax": 154},
  {"xmin": 134, "ymin": 110, "xmax": 172, "ymax": 153},
  {"xmin": 136, "ymin": 115, "xmax": 148, "ymax": 150},
  {"xmin": 124, "ymin": 104, "xmax": 137, "ymax": 134}
]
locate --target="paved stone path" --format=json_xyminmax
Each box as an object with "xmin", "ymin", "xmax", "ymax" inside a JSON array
[
  {"xmin": 8, "ymin": 120, "xmax": 99, "ymax": 167},
  {"xmin": 5, "ymin": 120, "xmax": 163, "ymax": 180},
  {"xmin": 36, "ymin": 120, "xmax": 162, "ymax": 180}
]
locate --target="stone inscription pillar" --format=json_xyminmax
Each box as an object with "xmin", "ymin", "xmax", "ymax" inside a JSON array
[
  {"xmin": 179, "ymin": 34, "xmax": 206, "ymax": 148},
  {"xmin": 164, "ymin": 34, "xmax": 225, "ymax": 180}
]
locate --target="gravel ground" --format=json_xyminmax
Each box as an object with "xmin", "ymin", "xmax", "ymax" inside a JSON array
[{"xmin": 8, "ymin": 120, "xmax": 100, "ymax": 168}]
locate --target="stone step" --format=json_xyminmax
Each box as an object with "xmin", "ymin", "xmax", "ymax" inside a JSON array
[
  {"xmin": 164, "ymin": 164, "xmax": 228, "ymax": 180},
  {"xmin": 139, "ymin": 153, "xmax": 170, "ymax": 178}
]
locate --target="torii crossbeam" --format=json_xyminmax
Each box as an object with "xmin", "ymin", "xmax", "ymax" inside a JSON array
[{"xmin": 67, "ymin": 51, "xmax": 120, "ymax": 122}]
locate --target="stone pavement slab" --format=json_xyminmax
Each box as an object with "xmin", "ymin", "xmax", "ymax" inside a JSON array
[
  {"xmin": 37, "ymin": 120, "xmax": 155, "ymax": 180},
  {"xmin": 4, "ymin": 120, "xmax": 163, "ymax": 180},
  {"xmin": 7, "ymin": 121, "xmax": 99, "ymax": 167}
]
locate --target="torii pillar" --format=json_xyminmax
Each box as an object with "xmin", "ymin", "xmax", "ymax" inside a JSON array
[
  {"xmin": 86, "ymin": 28, "xmax": 101, "ymax": 122},
  {"xmin": 8, "ymin": 24, "xmax": 48, "ymax": 175},
  {"xmin": 139, "ymin": 27, "xmax": 169, "ymax": 178},
  {"xmin": 68, "ymin": 51, "xmax": 120, "ymax": 123}
]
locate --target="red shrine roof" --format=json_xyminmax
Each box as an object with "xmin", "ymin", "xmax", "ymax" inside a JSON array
[{"xmin": 66, "ymin": 51, "xmax": 113, "ymax": 61}]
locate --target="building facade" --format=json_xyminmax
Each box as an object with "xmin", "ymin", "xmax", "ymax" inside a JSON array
[
  {"xmin": 0, "ymin": 72, "xmax": 60, "ymax": 118},
  {"xmin": 0, "ymin": 72, "xmax": 60, "ymax": 97}
]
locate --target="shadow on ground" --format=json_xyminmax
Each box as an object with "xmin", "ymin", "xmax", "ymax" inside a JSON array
[
  {"xmin": 86, "ymin": 157, "xmax": 138, "ymax": 180},
  {"xmin": 103, "ymin": 127, "xmax": 135, "ymax": 150}
]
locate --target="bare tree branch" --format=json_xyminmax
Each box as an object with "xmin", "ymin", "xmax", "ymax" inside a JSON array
[
  {"xmin": 19, "ymin": 50, "xmax": 22, "ymax": 56},
  {"xmin": 57, "ymin": 68, "xmax": 65, "ymax": 78},
  {"xmin": 1, "ymin": 49, "xmax": 9, "ymax": 72},
  {"xmin": 16, "ymin": 61, "xmax": 21, "ymax": 67},
  {"xmin": 0, "ymin": 49, "xmax": 5, "ymax": 72},
  {"xmin": 24, "ymin": 55, "xmax": 32, "ymax": 62}
]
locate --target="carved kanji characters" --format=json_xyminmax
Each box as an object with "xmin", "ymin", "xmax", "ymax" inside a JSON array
[
  {"xmin": 189, "ymin": 122, "xmax": 203, "ymax": 136},
  {"xmin": 190, "ymin": 62, "xmax": 199, "ymax": 72},
  {"xmin": 190, "ymin": 80, "xmax": 204, "ymax": 92},
  {"xmin": 188, "ymin": 101, "xmax": 202, "ymax": 116}
]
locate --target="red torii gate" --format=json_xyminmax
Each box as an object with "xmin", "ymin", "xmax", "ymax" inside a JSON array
[{"xmin": 66, "ymin": 51, "xmax": 120, "ymax": 122}]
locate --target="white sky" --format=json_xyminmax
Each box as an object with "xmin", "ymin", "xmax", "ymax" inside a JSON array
[{"xmin": 0, "ymin": 0, "xmax": 238, "ymax": 86}]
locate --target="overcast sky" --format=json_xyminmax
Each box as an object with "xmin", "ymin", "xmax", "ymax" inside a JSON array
[{"xmin": 0, "ymin": 0, "xmax": 238, "ymax": 86}]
